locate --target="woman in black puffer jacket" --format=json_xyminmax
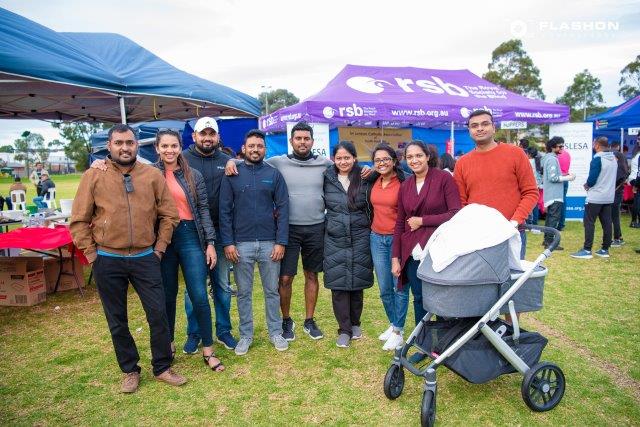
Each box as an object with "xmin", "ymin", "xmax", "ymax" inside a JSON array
[{"xmin": 323, "ymin": 141, "xmax": 373, "ymax": 348}]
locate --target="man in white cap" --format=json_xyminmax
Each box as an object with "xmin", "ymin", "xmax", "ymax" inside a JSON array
[{"xmin": 181, "ymin": 117, "xmax": 238, "ymax": 353}]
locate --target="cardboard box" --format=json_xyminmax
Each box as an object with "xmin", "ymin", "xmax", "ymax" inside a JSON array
[
  {"xmin": 0, "ymin": 257, "xmax": 46, "ymax": 306},
  {"xmin": 42, "ymin": 256, "xmax": 85, "ymax": 293}
]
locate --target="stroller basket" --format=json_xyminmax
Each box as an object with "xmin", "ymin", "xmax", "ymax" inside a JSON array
[
  {"xmin": 418, "ymin": 242, "xmax": 548, "ymax": 317},
  {"xmin": 415, "ymin": 318, "xmax": 548, "ymax": 384}
]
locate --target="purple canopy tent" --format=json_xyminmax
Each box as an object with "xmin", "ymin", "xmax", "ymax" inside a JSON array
[{"xmin": 260, "ymin": 65, "xmax": 569, "ymax": 133}]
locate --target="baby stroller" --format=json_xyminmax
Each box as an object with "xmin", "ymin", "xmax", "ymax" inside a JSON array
[{"xmin": 383, "ymin": 225, "xmax": 565, "ymax": 426}]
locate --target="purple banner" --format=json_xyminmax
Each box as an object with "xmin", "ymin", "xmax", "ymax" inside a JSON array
[{"xmin": 260, "ymin": 65, "xmax": 569, "ymax": 132}]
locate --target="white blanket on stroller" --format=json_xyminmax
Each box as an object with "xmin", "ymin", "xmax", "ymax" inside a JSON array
[{"xmin": 419, "ymin": 204, "xmax": 522, "ymax": 272}]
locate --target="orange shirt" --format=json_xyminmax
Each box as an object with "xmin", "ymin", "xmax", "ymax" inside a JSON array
[
  {"xmin": 370, "ymin": 175, "xmax": 400, "ymax": 235},
  {"xmin": 454, "ymin": 143, "xmax": 538, "ymax": 224},
  {"xmin": 165, "ymin": 169, "xmax": 193, "ymax": 221}
]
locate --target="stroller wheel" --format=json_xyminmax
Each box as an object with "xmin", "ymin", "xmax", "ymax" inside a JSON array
[
  {"xmin": 420, "ymin": 389, "xmax": 436, "ymax": 427},
  {"xmin": 521, "ymin": 362, "xmax": 565, "ymax": 412},
  {"xmin": 383, "ymin": 364, "xmax": 405, "ymax": 399}
]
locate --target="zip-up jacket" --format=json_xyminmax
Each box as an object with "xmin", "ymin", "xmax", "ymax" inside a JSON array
[
  {"xmin": 70, "ymin": 159, "xmax": 179, "ymax": 263},
  {"xmin": 182, "ymin": 145, "xmax": 231, "ymax": 230},
  {"xmin": 219, "ymin": 160, "xmax": 289, "ymax": 246},
  {"xmin": 585, "ymin": 150, "xmax": 617, "ymax": 204},
  {"xmin": 155, "ymin": 162, "xmax": 216, "ymax": 249}
]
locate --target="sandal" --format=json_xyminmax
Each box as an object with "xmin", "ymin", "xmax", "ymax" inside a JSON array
[{"xmin": 203, "ymin": 354, "xmax": 225, "ymax": 372}]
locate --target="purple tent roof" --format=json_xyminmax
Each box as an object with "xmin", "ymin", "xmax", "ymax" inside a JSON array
[{"xmin": 260, "ymin": 65, "xmax": 569, "ymax": 132}]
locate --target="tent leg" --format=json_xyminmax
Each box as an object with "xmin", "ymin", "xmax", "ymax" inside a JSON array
[
  {"xmin": 450, "ymin": 121, "xmax": 455, "ymax": 155},
  {"xmin": 119, "ymin": 96, "xmax": 126, "ymax": 124}
]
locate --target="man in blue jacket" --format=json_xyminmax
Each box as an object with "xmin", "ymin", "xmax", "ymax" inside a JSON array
[
  {"xmin": 219, "ymin": 130, "xmax": 290, "ymax": 356},
  {"xmin": 182, "ymin": 117, "xmax": 237, "ymax": 352},
  {"xmin": 571, "ymin": 137, "xmax": 617, "ymax": 259}
]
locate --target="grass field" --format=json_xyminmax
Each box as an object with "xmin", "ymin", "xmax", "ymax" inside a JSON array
[{"xmin": 0, "ymin": 174, "xmax": 638, "ymax": 426}]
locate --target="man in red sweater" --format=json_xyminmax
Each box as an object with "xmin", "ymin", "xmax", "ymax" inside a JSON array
[{"xmin": 454, "ymin": 110, "xmax": 539, "ymax": 258}]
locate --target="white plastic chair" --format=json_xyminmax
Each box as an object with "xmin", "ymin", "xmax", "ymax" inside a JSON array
[
  {"xmin": 10, "ymin": 190, "xmax": 27, "ymax": 211},
  {"xmin": 43, "ymin": 187, "xmax": 57, "ymax": 209}
]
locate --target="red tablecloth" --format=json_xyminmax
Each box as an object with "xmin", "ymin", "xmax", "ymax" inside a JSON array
[{"xmin": 0, "ymin": 225, "xmax": 88, "ymax": 264}]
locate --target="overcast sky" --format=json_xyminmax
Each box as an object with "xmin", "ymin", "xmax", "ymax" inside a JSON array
[{"xmin": 1, "ymin": 0, "xmax": 639, "ymax": 145}]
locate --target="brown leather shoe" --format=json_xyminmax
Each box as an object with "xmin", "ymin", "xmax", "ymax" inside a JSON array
[
  {"xmin": 155, "ymin": 368, "xmax": 187, "ymax": 386},
  {"xmin": 121, "ymin": 371, "xmax": 140, "ymax": 393}
]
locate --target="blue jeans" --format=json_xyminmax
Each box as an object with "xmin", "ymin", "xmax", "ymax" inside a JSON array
[
  {"xmin": 558, "ymin": 181, "xmax": 569, "ymax": 230},
  {"xmin": 234, "ymin": 241, "xmax": 282, "ymax": 339},
  {"xmin": 185, "ymin": 235, "xmax": 233, "ymax": 339},
  {"xmin": 398, "ymin": 259, "xmax": 426, "ymax": 328},
  {"xmin": 161, "ymin": 221, "xmax": 213, "ymax": 347},
  {"xmin": 370, "ymin": 232, "xmax": 407, "ymax": 330}
]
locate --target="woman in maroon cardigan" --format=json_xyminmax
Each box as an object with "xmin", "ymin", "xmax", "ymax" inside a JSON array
[{"xmin": 391, "ymin": 141, "xmax": 461, "ymax": 329}]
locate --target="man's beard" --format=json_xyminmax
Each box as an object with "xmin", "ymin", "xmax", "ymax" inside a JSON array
[
  {"xmin": 246, "ymin": 155, "xmax": 263, "ymax": 164},
  {"xmin": 114, "ymin": 156, "xmax": 136, "ymax": 166},
  {"xmin": 197, "ymin": 143, "xmax": 217, "ymax": 154}
]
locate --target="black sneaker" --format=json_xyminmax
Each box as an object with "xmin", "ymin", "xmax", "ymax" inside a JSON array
[
  {"xmin": 303, "ymin": 318, "xmax": 324, "ymax": 340},
  {"xmin": 282, "ymin": 317, "xmax": 295, "ymax": 341}
]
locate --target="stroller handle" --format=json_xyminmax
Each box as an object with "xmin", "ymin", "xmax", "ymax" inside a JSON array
[{"xmin": 523, "ymin": 224, "xmax": 561, "ymax": 252}]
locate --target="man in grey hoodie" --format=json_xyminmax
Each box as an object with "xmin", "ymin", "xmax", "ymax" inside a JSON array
[
  {"xmin": 571, "ymin": 137, "xmax": 617, "ymax": 259},
  {"xmin": 541, "ymin": 137, "xmax": 575, "ymax": 250}
]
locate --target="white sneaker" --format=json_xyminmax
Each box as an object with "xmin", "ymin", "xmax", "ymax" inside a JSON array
[
  {"xmin": 382, "ymin": 333, "xmax": 404, "ymax": 351},
  {"xmin": 378, "ymin": 325, "xmax": 394, "ymax": 341}
]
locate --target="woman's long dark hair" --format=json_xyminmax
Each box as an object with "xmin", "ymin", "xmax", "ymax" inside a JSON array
[
  {"xmin": 155, "ymin": 129, "xmax": 197, "ymax": 201},
  {"xmin": 333, "ymin": 141, "xmax": 361, "ymax": 210},
  {"xmin": 371, "ymin": 143, "xmax": 400, "ymax": 176}
]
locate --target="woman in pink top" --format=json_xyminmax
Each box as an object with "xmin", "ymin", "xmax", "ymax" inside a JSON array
[{"xmin": 154, "ymin": 130, "xmax": 224, "ymax": 372}]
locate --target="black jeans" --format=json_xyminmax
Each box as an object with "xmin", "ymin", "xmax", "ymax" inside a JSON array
[
  {"xmin": 632, "ymin": 192, "xmax": 640, "ymax": 223},
  {"xmin": 331, "ymin": 289, "xmax": 364, "ymax": 337},
  {"xmin": 612, "ymin": 190, "xmax": 623, "ymax": 239},
  {"xmin": 544, "ymin": 201, "xmax": 563, "ymax": 247},
  {"xmin": 583, "ymin": 203, "xmax": 612, "ymax": 251},
  {"xmin": 93, "ymin": 253, "xmax": 172, "ymax": 376}
]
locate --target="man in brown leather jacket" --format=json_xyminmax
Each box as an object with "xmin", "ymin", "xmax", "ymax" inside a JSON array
[{"xmin": 70, "ymin": 124, "xmax": 183, "ymax": 393}]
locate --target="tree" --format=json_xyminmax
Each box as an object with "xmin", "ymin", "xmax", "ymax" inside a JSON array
[
  {"xmin": 51, "ymin": 122, "xmax": 107, "ymax": 171},
  {"xmin": 14, "ymin": 131, "xmax": 44, "ymax": 176},
  {"xmin": 258, "ymin": 89, "xmax": 299, "ymax": 115},
  {"xmin": 0, "ymin": 145, "xmax": 14, "ymax": 153},
  {"xmin": 556, "ymin": 69, "xmax": 604, "ymax": 122},
  {"xmin": 618, "ymin": 55, "xmax": 640, "ymax": 101},
  {"xmin": 483, "ymin": 39, "xmax": 545, "ymax": 99}
]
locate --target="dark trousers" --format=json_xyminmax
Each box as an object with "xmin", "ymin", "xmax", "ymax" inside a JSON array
[
  {"xmin": 331, "ymin": 289, "xmax": 364, "ymax": 337},
  {"xmin": 583, "ymin": 203, "xmax": 612, "ymax": 251},
  {"xmin": 612, "ymin": 191, "xmax": 623, "ymax": 239},
  {"xmin": 544, "ymin": 201, "xmax": 563, "ymax": 246},
  {"xmin": 633, "ymin": 193, "xmax": 640, "ymax": 223},
  {"xmin": 558, "ymin": 181, "xmax": 569, "ymax": 230},
  {"xmin": 93, "ymin": 253, "xmax": 172, "ymax": 376}
]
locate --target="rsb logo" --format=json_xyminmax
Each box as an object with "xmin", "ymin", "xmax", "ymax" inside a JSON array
[{"xmin": 346, "ymin": 75, "xmax": 469, "ymax": 97}]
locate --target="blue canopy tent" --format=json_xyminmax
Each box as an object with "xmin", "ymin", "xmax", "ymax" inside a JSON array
[
  {"xmin": 90, "ymin": 118, "xmax": 258, "ymax": 163},
  {"xmin": 0, "ymin": 7, "xmax": 260, "ymax": 123},
  {"xmin": 588, "ymin": 94, "xmax": 640, "ymax": 151}
]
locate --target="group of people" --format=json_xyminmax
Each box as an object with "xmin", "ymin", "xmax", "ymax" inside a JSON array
[
  {"xmin": 70, "ymin": 109, "xmax": 637, "ymax": 394},
  {"xmin": 523, "ymin": 131, "xmax": 639, "ymax": 259},
  {"xmin": 69, "ymin": 110, "xmax": 541, "ymax": 393},
  {"xmin": 0, "ymin": 161, "xmax": 55, "ymax": 211}
]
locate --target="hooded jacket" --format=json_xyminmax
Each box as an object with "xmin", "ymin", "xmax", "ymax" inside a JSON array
[
  {"xmin": 182, "ymin": 145, "xmax": 231, "ymax": 230},
  {"xmin": 585, "ymin": 151, "xmax": 617, "ymax": 204}
]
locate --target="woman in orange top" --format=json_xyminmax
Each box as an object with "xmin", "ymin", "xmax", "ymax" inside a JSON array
[
  {"xmin": 154, "ymin": 130, "xmax": 224, "ymax": 372},
  {"xmin": 367, "ymin": 143, "xmax": 408, "ymax": 351}
]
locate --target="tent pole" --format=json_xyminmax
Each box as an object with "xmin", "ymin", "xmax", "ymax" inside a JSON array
[
  {"xmin": 620, "ymin": 127, "xmax": 624, "ymax": 151},
  {"xmin": 450, "ymin": 121, "xmax": 455, "ymax": 155},
  {"xmin": 119, "ymin": 96, "xmax": 126, "ymax": 124}
]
